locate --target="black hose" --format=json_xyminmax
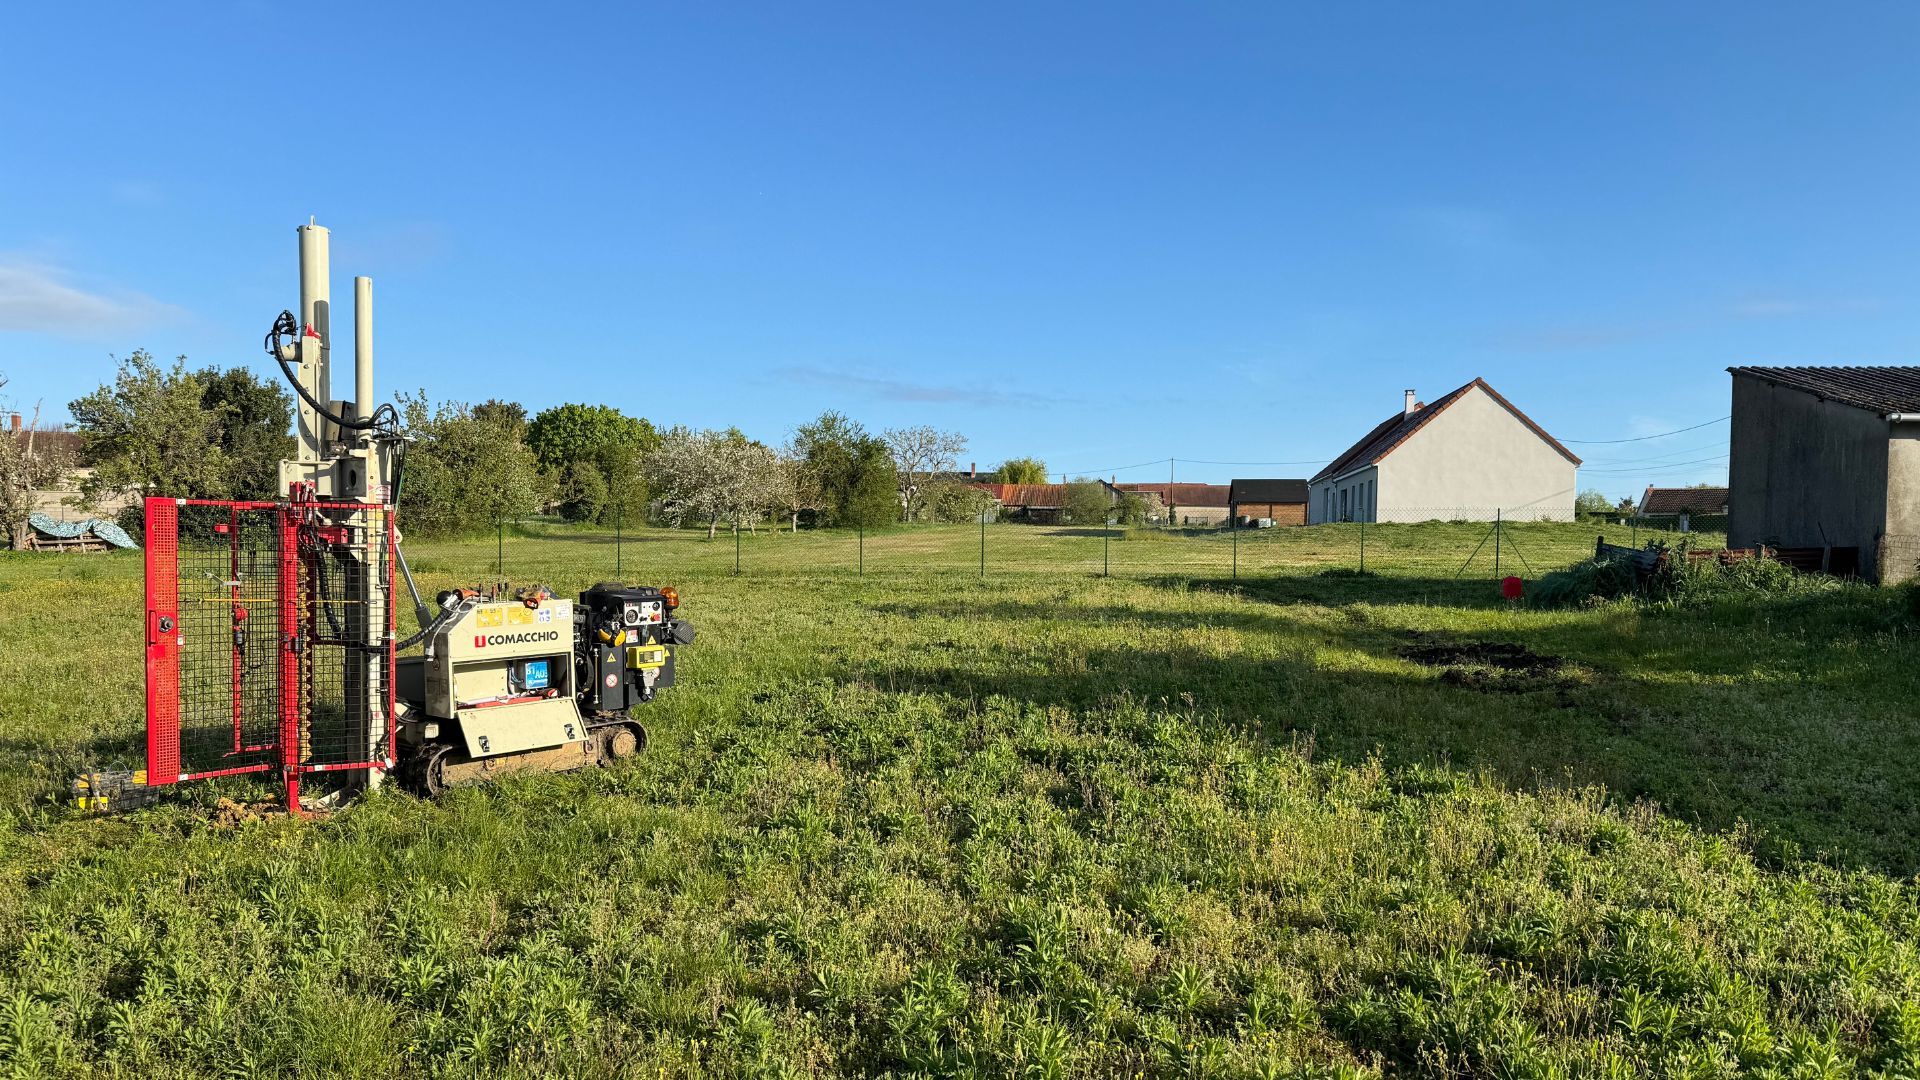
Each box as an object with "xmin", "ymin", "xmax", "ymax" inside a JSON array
[{"xmin": 264, "ymin": 310, "xmax": 398, "ymax": 434}]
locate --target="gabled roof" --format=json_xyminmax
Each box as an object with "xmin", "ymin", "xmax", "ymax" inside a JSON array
[
  {"xmin": 984, "ymin": 483, "xmax": 1068, "ymax": 508},
  {"xmin": 1727, "ymin": 365, "xmax": 1920, "ymax": 414},
  {"xmin": 1113, "ymin": 482, "xmax": 1230, "ymax": 507},
  {"xmin": 1639, "ymin": 486, "xmax": 1729, "ymax": 516},
  {"xmin": 1309, "ymin": 377, "xmax": 1581, "ymax": 483},
  {"xmin": 1227, "ymin": 478, "xmax": 1308, "ymax": 504}
]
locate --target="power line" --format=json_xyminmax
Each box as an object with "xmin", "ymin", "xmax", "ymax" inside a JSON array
[
  {"xmin": 1579, "ymin": 441, "xmax": 1728, "ymax": 467},
  {"xmin": 1561, "ymin": 416, "xmax": 1730, "ymax": 444},
  {"xmin": 1580, "ymin": 454, "xmax": 1729, "ymax": 475},
  {"xmin": 1177, "ymin": 456, "xmax": 1330, "ymax": 466},
  {"xmin": 1060, "ymin": 454, "xmax": 1331, "ymax": 476}
]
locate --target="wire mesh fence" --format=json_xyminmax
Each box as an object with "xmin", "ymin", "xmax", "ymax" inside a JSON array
[{"xmin": 408, "ymin": 509, "xmax": 1736, "ymax": 587}]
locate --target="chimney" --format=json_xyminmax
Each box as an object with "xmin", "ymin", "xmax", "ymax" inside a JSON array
[
  {"xmin": 8, "ymin": 413, "xmax": 19, "ymax": 433},
  {"xmin": 969, "ymin": 461, "xmax": 975, "ymax": 479},
  {"xmin": 1403, "ymin": 389, "xmax": 1417, "ymax": 416}
]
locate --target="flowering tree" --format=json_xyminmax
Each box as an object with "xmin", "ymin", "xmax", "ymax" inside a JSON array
[
  {"xmin": 646, "ymin": 428, "xmax": 783, "ymax": 538},
  {"xmin": 882, "ymin": 425, "xmax": 967, "ymax": 522}
]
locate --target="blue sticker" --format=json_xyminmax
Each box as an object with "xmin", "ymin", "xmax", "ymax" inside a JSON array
[{"xmin": 524, "ymin": 660, "xmax": 550, "ymax": 690}]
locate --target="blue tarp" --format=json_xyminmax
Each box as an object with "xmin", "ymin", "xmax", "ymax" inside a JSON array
[{"xmin": 28, "ymin": 511, "xmax": 139, "ymax": 549}]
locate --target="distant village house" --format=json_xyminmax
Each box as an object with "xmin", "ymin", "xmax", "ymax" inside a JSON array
[
  {"xmin": 1308, "ymin": 379, "xmax": 1580, "ymax": 523},
  {"xmin": 1227, "ymin": 479, "xmax": 1308, "ymax": 526},
  {"xmin": 1636, "ymin": 486, "xmax": 1729, "ymax": 532}
]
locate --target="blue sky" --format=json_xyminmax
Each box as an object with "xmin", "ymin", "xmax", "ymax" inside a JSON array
[{"xmin": 2, "ymin": 2, "xmax": 1916, "ymax": 499}]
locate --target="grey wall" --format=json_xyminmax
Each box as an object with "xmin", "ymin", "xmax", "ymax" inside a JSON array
[
  {"xmin": 1728, "ymin": 374, "xmax": 1890, "ymax": 575},
  {"xmin": 1884, "ymin": 425, "xmax": 1920, "ymax": 583}
]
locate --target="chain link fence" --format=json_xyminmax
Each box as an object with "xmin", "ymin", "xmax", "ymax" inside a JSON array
[{"xmin": 406, "ymin": 509, "xmax": 1735, "ymax": 587}]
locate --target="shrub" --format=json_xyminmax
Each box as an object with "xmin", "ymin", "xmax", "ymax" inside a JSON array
[
  {"xmin": 1533, "ymin": 546, "xmax": 1840, "ymax": 609},
  {"xmin": 1530, "ymin": 551, "xmax": 1642, "ymax": 608},
  {"xmin": 553, "ymin": 460, "xmax": 608, "ymax": 523}
]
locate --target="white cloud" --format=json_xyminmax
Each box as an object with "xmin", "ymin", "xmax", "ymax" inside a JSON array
[{"xmin": 0, "ymin": 258, "xmax": 182, "ymax": 337}]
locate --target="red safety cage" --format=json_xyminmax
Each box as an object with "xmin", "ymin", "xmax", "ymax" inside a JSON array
[{"xmin": 144, "ymin": 497, "xmax": 397, "ymax": 809}]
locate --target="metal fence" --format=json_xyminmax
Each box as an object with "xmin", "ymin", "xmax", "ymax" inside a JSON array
[{"xmin": 405, "ymin": 510, "xmax": 1734, "ymax": 587}]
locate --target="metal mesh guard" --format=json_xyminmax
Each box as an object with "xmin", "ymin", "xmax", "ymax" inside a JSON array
[{"xmin": 145, "ymin": 499, "xmax": 394, "ymax": 788}]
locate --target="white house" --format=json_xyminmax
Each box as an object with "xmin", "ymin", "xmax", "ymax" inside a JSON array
[{"xmin": 1307, "ymin": 379, "xmax": 1580, "ymax": 523}]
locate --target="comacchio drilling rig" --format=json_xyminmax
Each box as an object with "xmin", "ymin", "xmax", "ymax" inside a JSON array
[{"xmin": 139, "ymin": 222, "xmax": 692, "ymax": 812}]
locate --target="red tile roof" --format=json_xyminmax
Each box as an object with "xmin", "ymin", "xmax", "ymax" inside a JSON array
[
  {"xmin": 1309, "ymin": 378, "xmax": 1580, "ymax": 483},
  {"xmin": 982, "ymin": 483, "xmax": 1069, "ymax": 507},
  {"xmin": 1727, "ymin": 366, "xmax": 1920, "ymax": 414}
]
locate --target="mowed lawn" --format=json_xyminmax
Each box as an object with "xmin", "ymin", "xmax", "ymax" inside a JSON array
[{"xmin": 1, "ymin": 522, "xmax": 1917, "ymax": 1078}]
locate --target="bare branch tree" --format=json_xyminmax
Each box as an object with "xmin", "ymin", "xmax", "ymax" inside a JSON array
[{"xmin": 882, "ymin": 426, "xmax": 966, "ymax": 522}]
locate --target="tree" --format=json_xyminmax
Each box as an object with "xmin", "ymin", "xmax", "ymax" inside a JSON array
[
  {"xmin": 844, "ymin": 439, "xmax": 899, "ymax": 527},
  {"xmin": 995, "ymin": 457, "xmax": 1047, "ymax": 485},
  {"xmin": 883, "ymin": 425, "xmax": 967, "ymax": 522},
  {"xmin": 527, "ymin": 404, "xmax": 662, "ymax": 527},
  {"xmin": 527, "ymin": 403, "xmax": 661, "ymax": 473},
  {"xmin": 1, "ymin": 377, "xmax": 72, "ymax": 548},
  {"xmin": 1062, "ymin": 479, "xmax": 1112, "ymax": 525},
  {"xmin": 602, "ymin": 453, "xmax": 649, "ymax": 529},
  {"xmin": 554, "ymin": 459, "xmax": 608, "ymax": 523},
  {"xmin": 394, "ymin": 392, "xmax": 543, "ymax": 536},
  {"xmin": 69, "ymin": 351, "xmax": 229, "ymax": 507},
  {"xmin": 644, "ymin": 428, "xmax": 782, "ymax": 538},
  {"xmin": 769, "ymin": 451, "xmax": 822, "ymax": 532},
  {"xmin": 925, "ymin": 478, "xmax": 994, "ymax": 523},
  {"xmin": 1574, "ymin": 489, "xmax": 1614, "ymax": 517},
  {"xmin": 1112, "ymin": 491, "xmax": 1150, "ymax": 526},
  {"xmin": 791, "ymin": 411, "xmax": 898, "ymax": 528},
  {"xmin": 196, "ymin": 365, "xmax": 295, "ymax": 499},
  {"xmin": 472, "ymin": 399, "xmax": 529, "ymax": 437}
]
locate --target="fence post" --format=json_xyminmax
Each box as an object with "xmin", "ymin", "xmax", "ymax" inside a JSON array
[
  {"xmin": 1494, "ymin": 508, "xmax": 1502, "ymax": 578},
  {"xmin": 1104, "ymin": 519, "xmax": 1111, "ymax": 578},
  {"xmin": 496, "ymin": 513, "xmax": 504, "ymax": 576},
  {"xmin": 615, "ymin": 506, "xmax": 622, "ymax": 577},
  {"xmin": 979, "ymin": 514, "xmax": 986, "ymax": 579},
  {"xmin": 734, "ymin": 522, "xmax": 742, "ymax": 576},
  {"xmin": 1232, "ymin": 514, "xmax": 1238, "ymax": 581},
  {"xmin": 858, "ymin": 524, "xmax": 864, "ymax": 575},
  {"xmin": 1360, "ymin": 516, "xmax": 1366, "ymax": 574}
]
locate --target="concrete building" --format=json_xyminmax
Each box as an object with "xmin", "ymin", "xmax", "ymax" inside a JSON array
[
  {"xmin": 1308, "ymin": 379, "xmax": 1580, "ymax": 523},
  {"xmin": 1727, "ymin": 366, "xmax": 1920, "ymax": 583}
]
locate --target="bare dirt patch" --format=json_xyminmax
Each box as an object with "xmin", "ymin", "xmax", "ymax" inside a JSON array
[{"xmin": 1397, "ymin": 636, "xmax": 1572, "ymax": 693}]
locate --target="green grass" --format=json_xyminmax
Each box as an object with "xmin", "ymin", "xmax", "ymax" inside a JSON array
[{"xmin": 1, "ymin": 521, "xmax": 1917, "ymax": 1077}]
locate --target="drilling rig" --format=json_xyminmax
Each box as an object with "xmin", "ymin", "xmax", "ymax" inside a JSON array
[{"xmin": 138, "ymin": 222, "xmax": 691, "ymax": 812}]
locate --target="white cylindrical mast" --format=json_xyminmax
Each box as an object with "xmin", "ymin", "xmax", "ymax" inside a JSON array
[
  {"xmin": 295, "ymin": 222, "xmax": 332, "ymax": 457},
  {"xmin": 297, "ymin": 222, "xmax": 331, "ymax": 364},
  {"xmin": 354, "ymin": 275, "xmax": 373, "ymax": 423}
]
